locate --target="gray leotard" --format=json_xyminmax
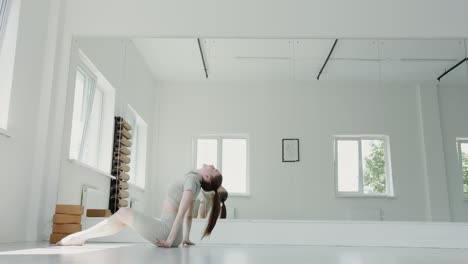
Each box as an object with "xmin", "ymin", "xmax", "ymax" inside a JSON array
[
  {"xmin": 131, "ymin": 171, "xmax": 203, "ymax": 247},
  {"xmin": 166, "ymin": 171, "xmax": 203, "ymax": 208}
]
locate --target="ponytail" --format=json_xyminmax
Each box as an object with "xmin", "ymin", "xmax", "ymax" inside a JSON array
[
  {"xmin": 202, "ymin": 190, "xmax": 220, "ymax": 238},
  {"xmin": 220, "ymin": 201, "xmax": 227, "ymax": 219},
  {"xmin": 219, "ymin": 188, "xmax": 228, "ymax": 219},
  {"xmin": 201, "ymin": 173, "xmax": 223, "ymax": 238}
]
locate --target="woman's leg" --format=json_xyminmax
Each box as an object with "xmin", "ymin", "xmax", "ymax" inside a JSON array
[{"xmin": 57, "ymin": 208, "xmax": 169, "ymax": 246}]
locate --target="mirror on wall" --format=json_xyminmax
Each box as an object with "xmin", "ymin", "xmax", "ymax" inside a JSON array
[{"xmin": 57, "ymin": 37, "xmax": 468, "ymax": 223}]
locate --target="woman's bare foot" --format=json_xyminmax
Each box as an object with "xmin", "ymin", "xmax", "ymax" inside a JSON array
[{"xmin": 56, "ymin": 233, "xmax": 86, "ymax": 246}]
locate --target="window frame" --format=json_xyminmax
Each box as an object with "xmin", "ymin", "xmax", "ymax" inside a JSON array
[
  {"xmin": 456, "ymin": 138, "xmax": 468, "ymax": 198},
  {"xmin": 74, "ymin": 62, "xmax": 102, "ymax": 165},
  {"xmin": 333, "ymin": 135, "xmax": 394, "ymax": 198},
  {"xmin": 71, "ymin": 59, "xmax": 105, "ymax": 166},
  {"xmin": 192, "ymin": 134, "xmax": 250, "ymax": 197},
  {"xmin": 68, "ymin": 49, "xmax": 115, "ymax": 174},
  {"xmin": 0, "ymin": 0, "xmax": 12, "ymax": 48},
  {"xmin": 0, "ymin": 0, "xmax": 17, "ymax": 133}
]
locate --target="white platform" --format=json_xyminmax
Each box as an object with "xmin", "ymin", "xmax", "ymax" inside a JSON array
[{"xmin": 83, "ymin": 218, "xmax": 468, "ymax": 249}]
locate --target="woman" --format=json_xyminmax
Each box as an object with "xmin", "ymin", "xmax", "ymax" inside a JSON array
[
  {"xmin": 57, "ymin": 164, "xmax": 223, "ymax": 248},
  {"xmin": 197, "ymin": 187, "xmax": 228, "ymax": 219}
]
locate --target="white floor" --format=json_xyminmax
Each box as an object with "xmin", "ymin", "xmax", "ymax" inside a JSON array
[{"xmin": 0, "ymin": 242, "xmax": 468, "ymax": 264}]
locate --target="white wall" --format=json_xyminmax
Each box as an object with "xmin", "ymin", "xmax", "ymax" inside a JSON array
[
  {"xmin": 155, "ymin": 81, "xmax": 430, "ymax": 220},
  {"xmin": 56, "ymin": 38, "xmax": 158, "ymax": 218},
  {"xmin": 0, "ymin": 0, "xmax": 59, "ymax": 243},
  {"xmin": 439, "ymin": 82, "xmax": 468, "ymax": 222}
]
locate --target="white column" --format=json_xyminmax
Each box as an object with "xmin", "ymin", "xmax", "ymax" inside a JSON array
[{"xmin": 417, "ymin": 83, "xmax": 451, "ymax": 221}]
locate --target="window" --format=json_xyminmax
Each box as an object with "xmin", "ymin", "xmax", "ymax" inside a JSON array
[
  {"xmin": 125, "ymin": 105, "xmax": 147, "ymax": 189},
  {"xmin": 334, "ymin": 136, "xmax": 393, "ymax": 197},
  {"xmin": 0, "ymin": 0, "xmax": 18, "ymax": 132},
  {"xmin": 69, "ymin": 63, "xmax": 101, "ymax": 167},
  {"xmin": 69, "ymin": 50, "xmax": 115, "ymax": 172},
  {"xmin": 0, "ymin": 0, "xmax": 11, "ymax": 44},
  {"xmin": 456, "ymin": 139, "xmax": 468, "ymax": 195},
  {"xmin": 194, "ymin": 135, "xmax": 249, "ymax": 195}
]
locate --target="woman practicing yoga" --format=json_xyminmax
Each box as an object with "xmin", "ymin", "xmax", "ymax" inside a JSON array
[
  {"xmin": 57, "ymin": 164, "xmax": 223, "ymax": 248},
  {"xmin": 197, "ymin": 187, "xmax": 228, "ymax": 219}
]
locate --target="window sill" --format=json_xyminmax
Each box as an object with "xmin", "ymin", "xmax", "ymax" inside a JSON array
[
  {"xmin": 336, "ymin": 194, "xmax": 396, "ymax": 199},
  {"xmin": 67, "ymin": 159, "xmax": 116, "ymax": 180},
  {"xmin": 0, "ymin": 128, "xmax": 12, "ymax": 138}
]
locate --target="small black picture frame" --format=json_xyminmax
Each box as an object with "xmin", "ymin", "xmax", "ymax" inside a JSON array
[{"xmin": 282, "ymin": 138, "xmax": 300, "ymax": 162}]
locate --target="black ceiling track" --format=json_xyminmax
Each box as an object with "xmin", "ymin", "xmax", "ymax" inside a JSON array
[
  {"xmin": 437, "ymin": 57, "xmax": 468, "ymax": 82},
  {"xmin": 317, "ymin": 39, "xmax": 339, "ymax": 80},
  {"xmin": 197, "ymin": 38, "xmax": 208, "ymax": 79}
]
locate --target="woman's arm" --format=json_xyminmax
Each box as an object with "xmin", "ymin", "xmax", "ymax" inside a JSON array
[
  {"xmin": 156, "ymin": 190, "xmax": 193, "ymax": 247},
  {"xmin": 198, "ymin": 199, "xmax": 206, "ymax": 218},
  {"xmin": 183, "ymin": 201, "xmax": 195, "ymax": 245}
]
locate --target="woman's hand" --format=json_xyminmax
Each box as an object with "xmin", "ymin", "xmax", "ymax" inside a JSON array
[
  {"xmin": 182, "ymin": 240, "xmax": 196, "ymax": 246},
  {"xmin": 155, "ymin": 240, "xmax": 172, "ymax": 248}
]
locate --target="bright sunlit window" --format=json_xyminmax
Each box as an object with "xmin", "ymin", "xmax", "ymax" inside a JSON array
[
  {"xmin": 0, "ymin": 0, "xmax": 19, "ymax": 131},
  {"xmin": 125, "ymin": 105, "xmax": 147, "ymax": 189},
  {"xmin": 69, "ymin": 50, "xmax": 115, "ymax": 172},
  {"xmin": 334, "ymin": 136, "xmax": 393, "ymax": 197},
  {"xmin": 194, "ymin": 135, "xmax": 249, "ymax": 195},
  {"xmin": 456, "ymin": 139, "xmax": 468, "ymax": 195},
  {"xmin": 0, "ymin": 0, "xmax": 11, "ymax": 47}
]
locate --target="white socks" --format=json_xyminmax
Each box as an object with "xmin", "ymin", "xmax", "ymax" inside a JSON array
[{"xmin": 57, "ymin": 218, "xmax": 126, "ymax": 246}]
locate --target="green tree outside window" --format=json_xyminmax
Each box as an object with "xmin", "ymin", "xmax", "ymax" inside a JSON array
[{"xmin": 363, "ymin": 140, "xmax": 386, "ymax": 194}]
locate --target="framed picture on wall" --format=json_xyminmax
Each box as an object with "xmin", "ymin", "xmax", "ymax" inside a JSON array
[{"xmin": 282, "ymin": 138, "xmax": 300, "ymax": 162}]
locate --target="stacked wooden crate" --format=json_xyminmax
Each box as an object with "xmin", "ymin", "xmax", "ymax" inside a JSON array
[
  {"xmin": 109, "ymin": 116, "xmax": 132, "ymax": 214},
  {"xmin": 86, "ymin": 209, "xmax": 112, "ymax": 217},
  {"xmin": 50, "ymin": 205, "xmax": 83, "ymax": 244}
]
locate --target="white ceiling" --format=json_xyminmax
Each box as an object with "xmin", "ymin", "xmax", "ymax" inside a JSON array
[{"xmin": 133, "ymin": 38, "xmax": 468, "ymax": 82}]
